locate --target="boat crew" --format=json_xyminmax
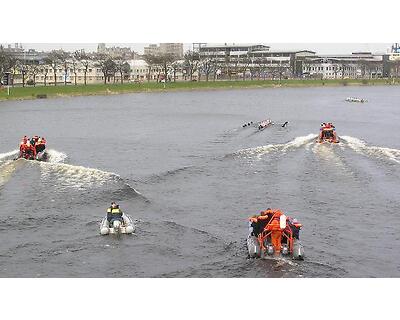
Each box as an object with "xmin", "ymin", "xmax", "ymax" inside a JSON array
[{"xmin": 107, "ymin": 202, "xmax": 123, "ymax": 225}]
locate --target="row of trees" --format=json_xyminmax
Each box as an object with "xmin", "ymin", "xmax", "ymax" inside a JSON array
[
  {"xmin": 0, "ymin": 49, "xmax": 132, "ymax": 87},
  {"xmin": 144, "ymin": 51, "xmax": 295, "ymax": 82}
]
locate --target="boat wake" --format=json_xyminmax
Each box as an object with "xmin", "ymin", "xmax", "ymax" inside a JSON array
[
  {"xmin": 0, "ymin": 159, "xmax": 24, "ymax": 188},
  {"xmin": 0, "ymin": 150, "xmax": 19, "ymax": 163},
  {"xmin": 0, "ymin": 148, "xmax": 142, "ymax": 196},
  {"xmin": 236, "ymin": 134, "xmax": 317, "ymax": 159},
  {"xmin": 46, "ymin": 149, "xmax": 68, "ymax": 163},
  {"xmin": 341, "ymin": 136, "xmax": 400, "ymax": 164},
  {"xmin": 312, "ymin": 143, "xmax": 348, "ymax": 171}
]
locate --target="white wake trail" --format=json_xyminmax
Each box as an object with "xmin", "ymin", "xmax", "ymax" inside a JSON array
[
  {"xmin": 39, "ymin": 161, "xmax": 119, "ymax": 188},
  {"xmin": 0, "ymin": 150, "xmax": 19, "ymax": 163},
  {"xmin": 341, "ymin": 136, "xmax": 400, "ymax": 164},
  {"xmin": 0, "ymin": 159, "xmax": 24, "ymax": 187},
  {"xmin": 237, "ymin": 134, "xmax": 317, "ymax": 159},
  {"xmin": 46, "ymin": 149, "xmax": 68, "ymax": 163}
]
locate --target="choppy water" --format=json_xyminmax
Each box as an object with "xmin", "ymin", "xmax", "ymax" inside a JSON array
[{"xmin": 1, "ymin": 85, "xmax": 399, "ymax": 277}]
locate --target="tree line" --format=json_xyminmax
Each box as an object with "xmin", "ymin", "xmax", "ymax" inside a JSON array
[{"xmin": 0, "ymin": 48, "xmax": 132, "ymax": 87}]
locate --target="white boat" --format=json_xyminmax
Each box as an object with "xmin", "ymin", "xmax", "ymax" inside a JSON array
[
  {"xmin": 100, "ymin": 214, "xmax": 135, "ymax": 235},
  {"xmin": 345, "ymin": 97, "xmax": 367, "ymax": 103}
]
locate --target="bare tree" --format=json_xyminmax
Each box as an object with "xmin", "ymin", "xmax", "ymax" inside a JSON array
[
  {"xmin": 114, "ymin": 54, "xmax": 131, "ymax": 84},
  {"xmin": 16, "ymin": 60, "xmax": 28, "ymax": 87},
  {"xmin": 160, "ymin": 53, "xmax": 175, "ymax": 84},
  {"xmin": 7, "ymin": 56, "xmax": 18, "ymax": 87},
  {"xmin": 28, "ymin": 64, "xmax": 40, "ymax": 87},
  {"xmin": 145, "ymin": 53, "xmax": 175, "ymax": 84},
  {"xmin": 247, "ymin": 56, "xmax": 259, "ymax": 80},
  {"xmin": 170, "ymin": 60, "xmax": 182, "ymax": 82},
  {"xmin": 42, "ymin": 66, "xmax": 49, "ymax": 86},
  {"xmin": 74, "ymin": 50, "xmax": 91, "ymax": 85},
  {"xmin": 239, "ymin": 55, "xmax": 251, "ymax": 81},
  {"xmin": 45, "ymin": 51, "xmax": 60, "ymax": 86},
  {"xmin": 184, "ymin": 51, "xmax": 200, "ymax": 81},
  {"xmin": 95, "ymin": 53, "xmax": 116, "ymax": 84},
  {"xmin": 391, "ymin": 59, "xmax": 400, "ymax": 78},
  {"xmin": 0, "ymin": 50, "xmax": 9, "ymax": 84},
  {"xmin": 55, "ymin": 50, "xmax": 70, "ymax": 85},
  {"xmin": 70, "ymin": 56, "xmax": 78, "ymax": 85},
  {"xmin": 143, "ymin": 54, "xmax": 159, "ymax": 82},
  {"xmin": 199, "ymin": 58, "xmax": 214, "ymax": 82}
]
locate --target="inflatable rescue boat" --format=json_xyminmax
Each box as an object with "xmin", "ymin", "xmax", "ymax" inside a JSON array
[
  {"xmin": 247, "ymin": 209, "xmax": 304, "ymax": 260},
  {"xmin": 317, "ymin": 123, "xmax": 339, "ymax": 143},
  {"xmin": 100, "ymin": 214, "xmax": 135, "ymax": 235}
]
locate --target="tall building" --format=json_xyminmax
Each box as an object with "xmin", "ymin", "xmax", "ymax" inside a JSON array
[
  {"xmin": 96, "ymin": 43, "xmax": 137, "ymax": 58},
  {"xmin": 159, "ymin": 43, "xmax": 183, "ymax": 58},
  {"xmin": 144, "ymin": 43, "xmax": 183, "ymax": 58},
  {"xmin": 144, "ymin": 44, "xmax": 160, "ymax": 56},
  {"xmin": 97, "ymin": 43, "xmax": 106, "ymax": 53}
]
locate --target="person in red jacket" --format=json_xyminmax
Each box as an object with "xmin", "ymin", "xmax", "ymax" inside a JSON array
[{"xmin": 24, "ymin": 141, "xmax": 36, "ymax": 160}]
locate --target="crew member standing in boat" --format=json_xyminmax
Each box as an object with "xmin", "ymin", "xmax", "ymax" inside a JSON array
[{"xmin": 107, "ymin": 202, "xmax": 123, "ymax": 225}]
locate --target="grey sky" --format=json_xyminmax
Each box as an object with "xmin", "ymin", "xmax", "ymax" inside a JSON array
[{"xmin": 1, "ymin": 43, "xmax": 394, "ymax": 55}]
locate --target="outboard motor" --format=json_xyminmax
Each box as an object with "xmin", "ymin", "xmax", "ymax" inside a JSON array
[
  {"xmin": 247, "ymin": 235, "xmax": 261, "ymax": 258},
  {"xmin": 266, "ymin": 244, "xmax": 274, "ymax": 256},
  {"xmin": 281, "ymin": 244, "xmax": 289, "ymax": 255},
  {"xmin": 113, "ymin": 220, "xmax": 122, "ymax": 233},
  {"xmin": 293, "ymin": 240, "xmax": 305, "ymax": 260}
]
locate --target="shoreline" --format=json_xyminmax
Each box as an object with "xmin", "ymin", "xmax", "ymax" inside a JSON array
[{"xmin": 0, "ymin": 79, "xmax": 399, "ymax": 102}]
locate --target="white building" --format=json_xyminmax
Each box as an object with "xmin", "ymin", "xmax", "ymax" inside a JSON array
[{"xmin": 302, "ymin": 53, "xmax": 384, "ymax": 79}]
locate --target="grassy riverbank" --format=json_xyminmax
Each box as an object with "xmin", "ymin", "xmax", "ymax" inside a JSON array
[{"xmin": 0, "ymin": 78, "xmax": 398, "ymax": 102}]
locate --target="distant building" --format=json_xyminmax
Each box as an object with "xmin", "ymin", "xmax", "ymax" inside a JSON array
[
  {"xmin": 159, "ymin": 43, "xmax": 183, "ymax": 58},
  {"xmin": 1, "ymin": 43, "xmax": 47, "ymax": 64},
  {"xmin": 301, "ymin": 52, "xmax": 384, "ymax": 79},
  {"xmin": 391, "ymin": 43, "xmax": 400, "ymax": 53},
  {"xmin": 97, "ymin": 43, "xmax": 106, "ymax": 53},
  {"xmin": 96, "ymin": 43, "xmax": 138, "ymax": 58},
  {"xmin": 128, "ymin": 59, "xmax": 150, "ymax": 81},
  {"xmin": 144, "ymin": 44, "xmax": 160, "ymax": 56},
  {"xmin": 198, "ymin": 43, "xmax": 270, "ymax": 59},
  {"xmin": 382, "ymin": 43, "xmax": 400, "ymax": 77},
  {"xmin": 194, "ymin": 44, "xmax": 315, "ymax": 79},
  {"xmin": 144, "ymin": 43, "xmax": 183, "ymax": 58}
]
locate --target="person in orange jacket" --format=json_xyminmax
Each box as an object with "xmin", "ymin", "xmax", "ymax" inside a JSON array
[
  {"xmin": 19, "ymin": 136, "xmax": 29, "ymax": 158},
  {"xmin": 267, "ymin": 218, "xmax": 283, "ymax": 253},
  {"xmin": 248, "ymin": 208, "xmax": 277, "ymax": 236},
  {"xmin": 265, "ymin": 209, "xmax": 285, "ymax": 253},
  {"xmin": 36, "ymin": 137, "xmax": 46, "ymax": 153},
  {"xmin": 24, "ymin": 141, "xmax": 36, "ymax": 160}
]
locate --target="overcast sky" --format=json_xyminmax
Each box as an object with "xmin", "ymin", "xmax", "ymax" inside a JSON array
[{"xmin": 1, "ymin": 43, "xmax": 394, "ymax": 55}]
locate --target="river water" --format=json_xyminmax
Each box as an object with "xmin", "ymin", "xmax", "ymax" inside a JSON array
[{"xmin": 0, "ymin": 85, "xmax": 399, "ymax": 277}]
